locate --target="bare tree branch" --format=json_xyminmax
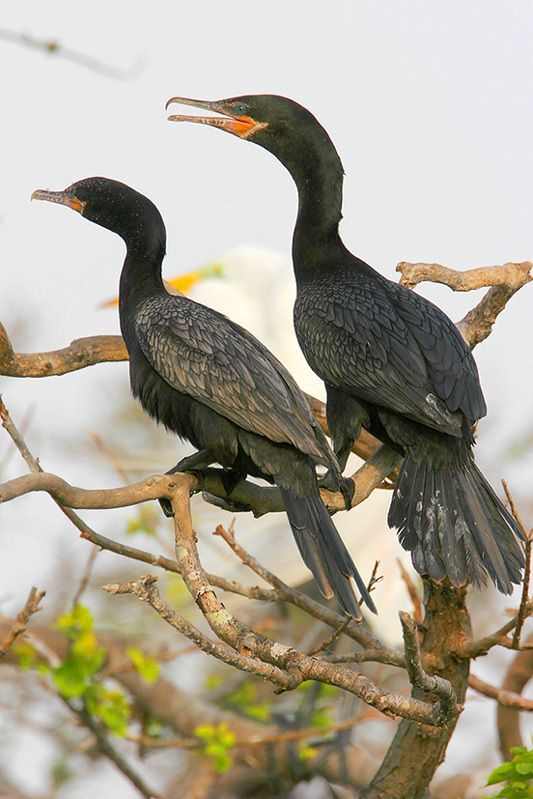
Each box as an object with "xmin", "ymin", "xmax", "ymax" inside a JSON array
[
  {"xmin": 460, "ymin": 600, "xmax": 533, "ymax": 658},
  {"xmin": 501, "ymin": 480, "xmax": 532, "ymax": 649},
  {"xmin": 0, "ymin": 27, "xmax": 143, "ymax": 79},
  {"xmin": 104, "ymin": 574, "xmax": 455, "ymax": 726},
  {"xmin": 397, "ymin": 260, "xmax": 532, "ymax": 348},
  {"xmin": 399, "ymin": 612, "xmax": 458, "ymax": 723},
  {"xmin": 468, "ymin": 673, "xmax": 533, "ymax": 711},
  {"xmin": 0, "ymin": 586, "xmax": 45, "ymax": 660},
  {"xmin": 212, "ymin": 523, "xmax": 397, "ymax": 660},
  {"xmin": 1, "ymin": 260, "xmax": 531, "ymax": 799},
  {"xmin": 496, "ymin": 635, "xmax": 533, "ymax": 758}
]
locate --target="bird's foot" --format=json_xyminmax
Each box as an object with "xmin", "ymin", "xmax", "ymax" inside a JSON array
[
  {"xmin": 159, "ymin": 451, "xmax": 215, "ymax": 517},
  {"xmin": 220, "ymin": 468, "xmax": 242, "ymax": 497},
  {"xmin": 318, "ymin": 471, "xmax": 354, "ymax": 511},
  {"xmin": 202, "ymin": 492, "xmax": 252, "ymax": 514},
  {"xmin": 318, "ymin": 469, "xmax": 339, "ymax": 493},
  {"xmin": 339, "ymin": 477, "xmax": 355, "ymax": 510}
]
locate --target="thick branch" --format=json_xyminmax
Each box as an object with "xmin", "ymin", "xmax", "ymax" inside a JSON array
[
  {"xmin": 397, "ymin": 261, "xmax": 532, "ymax": 292},
  {"xmin": 362, "ymin": 582, "xmax": 472, "ymax": 799},
  {"xmin": 399, "ymin": 611, "xmax": 457, "ymax": 724},
  {"xmin": 0, "ymin": 325, "xmax": 128, "ymax": 377},
  {"xmin": 396, "ymin": 260, "xmax": 532, "ymax": 348},
  {"xmin": 0, "ymin": 441, "xmax": 402, "ymax": 520}
]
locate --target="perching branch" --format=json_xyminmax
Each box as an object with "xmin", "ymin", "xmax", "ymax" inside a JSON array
[
  {"xmin": 397, "ymin": 260, "xmax": 532, "ymax": 348},
  {"xmin": 0, "ymin": 442, "xmax": 402, "ymax": 519}
]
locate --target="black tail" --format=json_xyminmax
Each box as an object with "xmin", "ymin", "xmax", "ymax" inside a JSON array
[
  {"xmin": 388, "ymin": 453, "xmax": 525, "ymax": 593},
  {"xmin": 280, "ymin": 484, "xmax": 377, "ymax": 618}
]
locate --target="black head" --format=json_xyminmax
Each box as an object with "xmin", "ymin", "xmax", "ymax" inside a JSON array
[
  {"xmin": 32, "ymin": 177, "xmax": 166, "ymax": 252},
  {"xmin": 166, "ymin": 94, "xmax": 343, "ymax": 182}
]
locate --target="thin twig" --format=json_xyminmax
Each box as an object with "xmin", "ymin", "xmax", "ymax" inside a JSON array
[
  {"xmin": 71, "ymin": 547, "xmax": 99, "ymax": 609},
  {"xmin": 307, "ymin": 618, "xmax": 352, "ymax": 657},
  {"xmin": 307, "ymin": 562, "xmax": 381, "ymax": 655},
  {"xmin": 397, "ymin": 560, "xmax": 423, "ymax": 624},
  {"xmin": 125, "ymin": 708, "xmax": 379, "ymax": 751},
  {"xmin": 459, "ymin": 599, "xmax": 533, "ymax": 658},
  {"xmin": 213, "ymin": 524, "xmax": 396, "ymax": 660},
  {"xmin": 501, "ymin": 480, "xmax": 532, "ymax": 649},
  {"xmin": 468, "ymin": 673, "xmax": 533, "ymax": 711},
  {"xmin": 0, "ymin": 587, "xmax": 45, "ymax": 659},
  {"xmin": 0, "ymin": 27, "xmax": 143, "ymax": 80}
]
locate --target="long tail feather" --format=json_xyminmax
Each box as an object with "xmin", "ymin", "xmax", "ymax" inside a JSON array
[
  {"xmin": 280, "ymin": 485, "xmax": 376, "ymax": 618},
  {"xmin": 389, "ymin": 453, "xmax": 525, "ymax": 593}
]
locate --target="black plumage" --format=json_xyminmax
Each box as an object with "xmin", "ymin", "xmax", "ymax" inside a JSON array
[
  {"xmin": 32, "ymin": 176, "xmax": 376, "ymax": 617},
  {"xmin": 167, "ymin": 94, "xmax": 525, "ymax": 594}
]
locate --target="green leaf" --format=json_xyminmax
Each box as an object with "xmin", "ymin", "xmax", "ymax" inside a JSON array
[
  {"xmin": 13, "ymin": 642, "xmax": 38, "ymax": 670},
  {"xmin": 194, "ymin": 723, "xmax": 236, "ymax": 773},
  {"xmin": 86, "ymin": 685, "xmax": 131, "ymax": 737},
  {"xmin": 56, "ymin": 604, "xmax": 94, "ymax": 638},
  {"xmin": 243, "ymin": 702, "xmax": 271, "ymax": 722},
  {"xmin": 484, "ymin": 746, "xmax": 533, "ymax": 798},
  {"xmin": 299, "ymin": 743, "xmax": 318, "ymax": 762},
  {"xmin": 311, "ymin": 708, "xmax": 332, "ymax": 731},
  {"xmin": 126, "ymin": 647, "xmax": 160, "ymax": 684},
  {"xmin": 52, "ymin": 661, "xmax": 87, "ymax": 698},
  {"xmin": 145, "ymin": 716, "xmax": 164, "ymax": 739}
]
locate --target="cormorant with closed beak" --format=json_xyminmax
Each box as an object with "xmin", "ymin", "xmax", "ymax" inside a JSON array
[
  {"xmin": 166, "ymin": 94, "xmax": 524, "ymax": 594},
  {"xmin": 32, "ymin": 176, "xmax": 376, "ymax": 618}
]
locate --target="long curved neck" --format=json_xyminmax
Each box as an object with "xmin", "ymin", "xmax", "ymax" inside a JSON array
[
  {"xmin": 286, "ymin": 133, "xmax": 345, "ymax": 280},
  {"xmin": 119, "ymin": 233, "xmax": 166, "ymax": 331}
]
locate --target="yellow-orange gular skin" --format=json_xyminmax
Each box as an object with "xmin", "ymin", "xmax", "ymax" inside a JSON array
[{"xmin": 165, "ymin": 97, "xmax": 267, "ymax": 140}]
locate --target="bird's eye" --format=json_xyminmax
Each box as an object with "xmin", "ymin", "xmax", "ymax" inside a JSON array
[{"xmin": 234, "ymin": 104, "xmax": 247, "ymax": 116}]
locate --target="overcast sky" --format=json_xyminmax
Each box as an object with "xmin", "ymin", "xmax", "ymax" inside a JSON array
[{"xmin": 0, "ymin": 4, "xmax": 532, "ymax": 793}]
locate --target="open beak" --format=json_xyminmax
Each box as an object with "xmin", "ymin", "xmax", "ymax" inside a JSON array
[
  {"xmin": 31, "ymin": 189, "xmax": 85, "ymax": 214},
  {"xmin": 165, "ymin": 96, "xmax": 266, "ymax": 139}
]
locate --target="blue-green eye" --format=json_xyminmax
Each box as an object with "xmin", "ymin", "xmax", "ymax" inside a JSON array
[{"xmin": 234, "ymin": 104, "xmax": 247, "ymax": 116}]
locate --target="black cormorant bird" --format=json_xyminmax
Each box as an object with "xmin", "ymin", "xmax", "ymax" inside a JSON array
[
  {"xmin": 32, "ymin": 176, "xmax": 376, "ymax": 618},
  {"xmin": 166, "ymin": 94, "xmax": 525, "ymax": 594}
]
